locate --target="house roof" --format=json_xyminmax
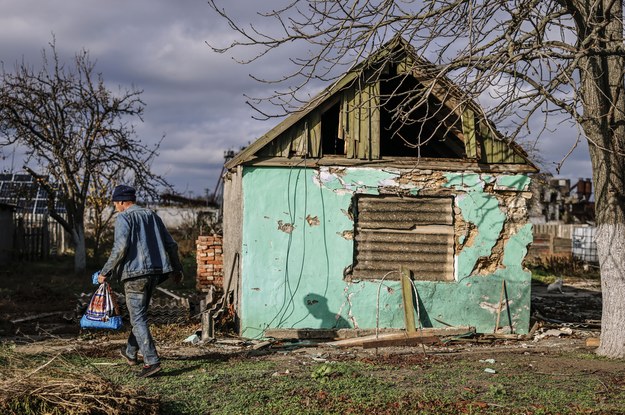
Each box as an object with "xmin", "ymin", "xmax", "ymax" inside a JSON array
[{"xmin": 226, "ymin": 36, "xmax": 538, "ymax": 173}]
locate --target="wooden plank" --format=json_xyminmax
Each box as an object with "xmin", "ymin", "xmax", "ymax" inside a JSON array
[
  {"xmin": 326, "ymin": 326, "xmax": 475, "ymax": 347},
  {"xmin": 362, "ymin": 335, "xmax": 439, "ymax": 348},
  {"xmin": 359, "ymin": 85, "xmax": 370, "ymax": 159},
  {"xmin": 293, "ymin": 124, "xmax": 307, "ymax": 156},
  {"xmin": 264, "ymin": 328, "xmax": 339, "ymax": 340},
  {"xmin": 462, "ymin": 108, "xmax": 477, "ymax": 159},
  {"xmin": 252, "ymin": 340, "xmax": 273, "ymax": 350},
  {"xmin": 156, "ymin": 287, "xmax": 183, "ymax": 300},
  {"xmin": 526, "ymin": 321, "xmax": 540, "ymax": 339},
  {"xmin": 242, "ymin": 156, "xmax": 539, "ymax": 173},
  {"xmin": 481, "ymin": 123, "xmax": 494, "ymax": 163},
  {"xmin": 346, "ymin": 89, "xmax": 356, "ymax": 159},
  {"xmin": 309, "ymin": 111, "xmax": 322, "ymax": 158},
  {"xmin": 370, "ymin": 81, "xmax": 381, "ymax": 159},
  {"xmin": 494, "ymin": 280, "xmax": 505, "ymax": 333},
  {"xmin": 353, "ymin": 88, "xmax": 363, "ymax": 159},
  {"xmin": 586, "ymin": 337, "xmax": 600, "ymax": 347},
  {"xmin": 222, "ymin": 166, "xmax": 244, "ymax": 310},
  {"xmin": 401, "ymin": 267, "xmax": 417, "ymax": 333},
  {"xmin": 10, "ymin": 311, "xmax": 64, "ymax": 324}
]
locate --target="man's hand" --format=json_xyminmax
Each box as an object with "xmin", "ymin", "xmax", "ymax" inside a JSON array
[
  {"xmin": 97, "ymin": 274, "xmax": 107, "ymax": 284},
  {"xmin": 172, "ymin": 270, "xmax": 184, "ymax": 286}
]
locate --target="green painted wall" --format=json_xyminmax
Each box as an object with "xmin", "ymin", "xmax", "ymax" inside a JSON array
[{"xmin": 239, "ymin": 166, "xmax": 532, "ymax": 338}]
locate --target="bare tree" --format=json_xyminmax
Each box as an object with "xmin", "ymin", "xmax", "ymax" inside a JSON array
[
  {"xmin": 207, "ymin": 0, "xmax": 625, "ymax": 357},
  {"xmin": 86, "ymin": 166, "xmax": 130, "ymax": 263},
  {"xmin": 0, "ymin": 40, "xmax": 169, "ymax": 274}
]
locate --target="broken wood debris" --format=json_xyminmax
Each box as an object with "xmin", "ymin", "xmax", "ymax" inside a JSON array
[
  {"xmin": 400, "ymin": 267, "xmax": 417, "ymax": 333},
  {"xmin": 10, "ymin": 311, "xmax": 65, "ymax": 325},
  {"xmin": 264, "ymin": 328, "xmax": 343, "ymax": 340},
  {"xmin": 326, "ymin": 327, "xmax": 476, "ymax": 348},
  {"xmin": 263, "ymin": 326, "xmax": 475, "ymax": 342},
  {"xmin": 362, "ymin": 335, "xmax": 440, "ymax": 349},
  {"xmin": 251, "ymin": 340, "xmax": 273, "ymax": 350},
  {"xmin": 156, "ymin": 286, "xmax": 183, "ymax": 300},
  {"xmin": 261, "ymin": 323, "xmax": 582, "ymax": 350},
  {"xmin": 494, "ymin": 280, "xmax": 505, "ymax": 333},
  {"xmin": 586, "ymin": 337, "xmax": 600, "ymax": 347}
]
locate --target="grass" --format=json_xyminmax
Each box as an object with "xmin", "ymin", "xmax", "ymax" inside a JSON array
[
  {"xmin": 0, "ymin": 256, "xmax": 618, "ymax": 415},
  {"xmin": 12, "ymin": 341, "xmax": 615, "ymax": 415},
  {"xmin": 527, "ymin": 257, "xmax": 601, "ymax": 285}
]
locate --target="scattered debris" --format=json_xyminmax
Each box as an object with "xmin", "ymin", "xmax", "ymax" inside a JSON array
[
  {"xmin": 326, "ymin": 327, "xmax": 475, "ymax": 348},
  {"xmin": 156, "ymin": 286, "xmax": 184, "ymax": 300},
  {"xmin": 264, "ymin": 328, "xmax": 341, "ymax": 340},
  {"xmin": 586, "ymin": 337, "xmax": 600, "ymax": 347},
  {"xmin": 532, "ymin": 280, "xmax": 602, "ymax": 324},
  {"xmin": 10, "ymin": 311, "xmax": 65, "ymax": 325},
  {"xmin": 360, "ymin": 335, "xmax": 439, "ymax": 349},
  {"xmin": 251, "ymin": 340, "xmax": 273, "ymax": 351},
  {"xmin": 534, "ymin": 327, "xmax": 573, "ymax": 341},
  {"xmin": 183, "ymin": 332, "xmax": 201, "ymax": 344}
]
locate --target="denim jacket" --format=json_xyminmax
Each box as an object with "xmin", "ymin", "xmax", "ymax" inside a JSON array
[{"xmin": 101, "ymin": 204, "xmax": 182, "ymax": 281}]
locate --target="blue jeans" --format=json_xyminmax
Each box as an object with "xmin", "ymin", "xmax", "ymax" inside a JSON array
[{"xmin": 123, "ymin": 276, "xmax": 159, "ymax": 366}]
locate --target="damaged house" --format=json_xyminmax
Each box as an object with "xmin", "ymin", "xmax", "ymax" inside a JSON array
[{"xmin": 221, "ymin": 37, "xmax": 538, "ymax": 337}]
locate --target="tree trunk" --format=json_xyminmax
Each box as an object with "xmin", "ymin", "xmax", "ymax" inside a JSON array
[
  {"xmin": 596, "ymin": 224, "xmax": 625, "ymax": 357},
  {"xmin": 592, "ymin": 139, "xmax": 625, "ymax": 358},
  {"xmin": 581, "ymin": 0, "xmax": 625, "ymax": 358},
  {"xmin": 72, "ymin": 223, "xmax": 87, "ymax": 275},
  {"xmin": 593, "ymin": 144, "xmax": 625, "ymax": 359}
]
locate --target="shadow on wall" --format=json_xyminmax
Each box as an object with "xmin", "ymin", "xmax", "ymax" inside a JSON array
[{"xmin": 304, "ymin": 293, "xmax": 350, "ymax": 329}]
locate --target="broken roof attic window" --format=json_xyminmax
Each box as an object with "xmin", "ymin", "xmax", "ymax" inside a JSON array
[
  {"xmin": 379, "ymin": 75, "xmax": 466, "ymax": 159},
  {"xmin": 351, "ymin": 195, "xmax": 455, "ymax": 281},
  {"xmin": 321, "ymin": 101, "xmax": 344, "ymax": 156}
]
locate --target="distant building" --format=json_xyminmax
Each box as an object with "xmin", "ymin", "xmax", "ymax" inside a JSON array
[
  {"xmin": 527, "ymin": 174, "xmax": 597, "ymax": 263},
  {"xmin": 529, "ymin": 174, "xmax": 594, "ymax": 225}
]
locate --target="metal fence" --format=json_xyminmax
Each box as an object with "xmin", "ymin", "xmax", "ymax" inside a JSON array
[{"xmin": 530, "ymin": 223, "xmax": 598, "ymax": 263}]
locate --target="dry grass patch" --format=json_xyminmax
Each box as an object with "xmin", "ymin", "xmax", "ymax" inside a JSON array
[{"xmin": 0, "ymin": 345, "xmax": 159, "ymax": 415}]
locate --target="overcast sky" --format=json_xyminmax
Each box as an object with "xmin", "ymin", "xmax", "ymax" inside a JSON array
[{"xmin": 0, "ymin": 0, "xmax": 593, "ymax": 198}]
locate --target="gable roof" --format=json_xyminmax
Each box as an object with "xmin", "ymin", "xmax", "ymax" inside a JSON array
[{"xmin": 226, "ymin": 36, "xmax": 537, "ymax": 173}]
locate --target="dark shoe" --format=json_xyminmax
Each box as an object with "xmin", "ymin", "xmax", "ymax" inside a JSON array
[
  {"xmin": 137, "ymin": 363, "xmax": 161, "ymax": 378},
  {"xmin": 120, "ymin": 347, "xmax": 138, "ymax": 366}
]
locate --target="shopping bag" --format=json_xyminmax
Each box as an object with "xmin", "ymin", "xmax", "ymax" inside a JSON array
[{"xmin": 80, "ymin": 282, "xmax": 123, "ymax": 330}]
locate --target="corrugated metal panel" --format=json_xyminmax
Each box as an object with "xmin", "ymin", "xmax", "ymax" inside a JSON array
[{"xmin": 353, "ymin": 196, "xmax": 454, "ymax": 281}]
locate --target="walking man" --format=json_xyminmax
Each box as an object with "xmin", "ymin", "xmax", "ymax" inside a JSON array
[{"xmin": 98, "ymin": 185, "xmax": 183, "ymax": 378}]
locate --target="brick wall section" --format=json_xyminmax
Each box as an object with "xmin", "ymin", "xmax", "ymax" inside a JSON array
[{"xmin": 196, "ymin": 235, "xmax": 224, "ymax": 291}]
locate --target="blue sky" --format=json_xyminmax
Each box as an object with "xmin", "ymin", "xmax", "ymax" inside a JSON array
[{"xmin": 0, "ymin": 0, "xmax": 593, "ymax": 197}]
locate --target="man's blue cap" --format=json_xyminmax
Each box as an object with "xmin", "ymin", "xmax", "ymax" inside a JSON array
[{"xmin": 112, "ymin": 185, "xmax": 136, "ymax": 202}]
